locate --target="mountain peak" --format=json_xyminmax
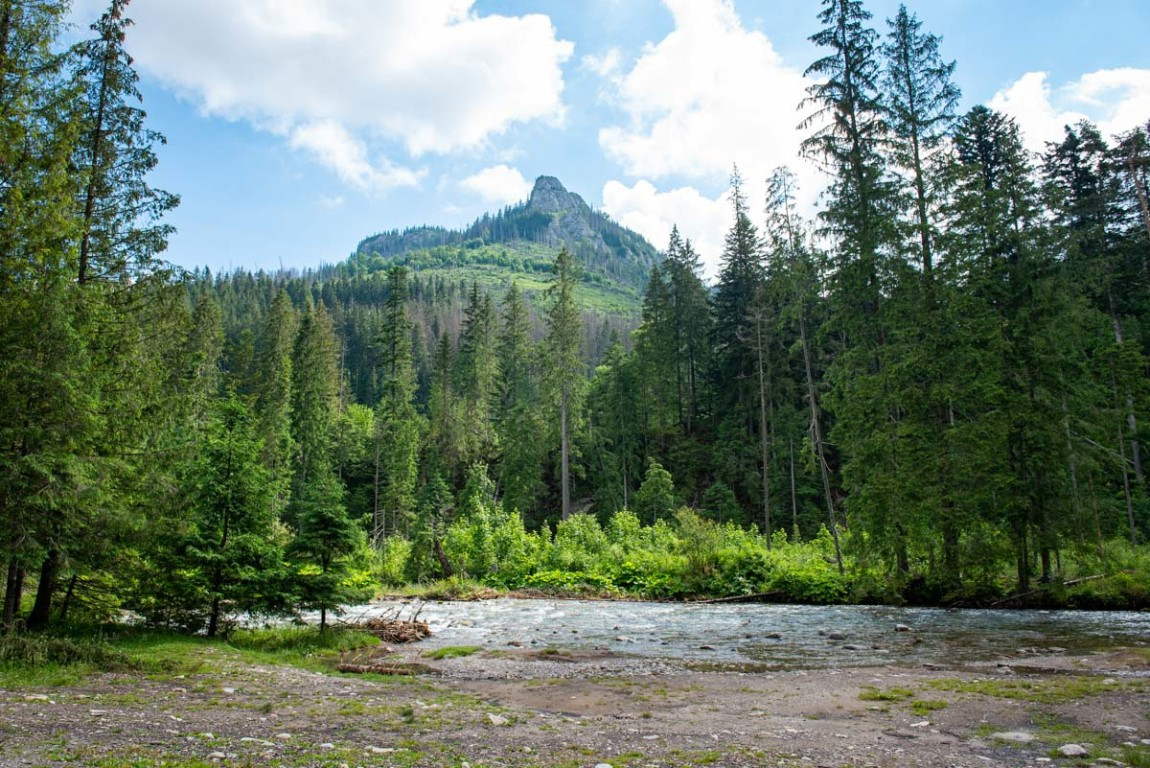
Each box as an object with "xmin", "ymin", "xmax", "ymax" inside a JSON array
[{"xmin": 526, "ymin": 175, "xmax": 583, "ymax": 216}]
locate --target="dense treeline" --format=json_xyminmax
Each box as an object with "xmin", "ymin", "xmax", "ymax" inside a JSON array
[{"xmin": 3, "ymin": 0, "xmax": 1149, "ymax": 637}]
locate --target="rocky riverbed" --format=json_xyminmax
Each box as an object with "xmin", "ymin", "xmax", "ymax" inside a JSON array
[{"xmin": 1, "ymin": 636, "xmax": 1148, "ymax": 768}]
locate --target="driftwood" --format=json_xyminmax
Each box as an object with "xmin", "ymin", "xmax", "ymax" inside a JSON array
[
  {"xmin": 699, "ymin": 591, "xmax": 784, "ymax": 605},
  {"xmin": 336, "ymin": 663, "xmax": 419, "ymax": 676},
  {"xmin": 340, "ymin": 603, "xmax": 432, "ymax": 643},
  {"xmin": 989, "ymin": 572, "xmax": 1124, "ymax": 607}
]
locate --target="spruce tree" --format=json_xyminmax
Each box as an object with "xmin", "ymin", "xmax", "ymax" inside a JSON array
[{"xmin": 544, "ymin": 248, "xmax": 584, "ymax": 520}]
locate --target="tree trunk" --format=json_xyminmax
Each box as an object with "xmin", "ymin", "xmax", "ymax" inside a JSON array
[
  {"xmin": 755, "ymin": 311, "xmax": 772, "ymax": 546},
  {"xmin": 2, "ymin": 561, "xmax": 21, "ymax": 631},
  {"xmin": 433, "ymin": 536, "xmax": 454, "ymax": 579},
  {"xmin": 27, "ymin": 549, "xmax": 61, "ymax": 631},
  {"xmin": 560, "ymin": 385, "xmax": 570, "ymax": 520},
  {"xmin": 207, "ymin": 596, "xmax": 221, "ymax": 638},
  {"xmin": 799, "ymin": 310, "xmax": 843, "ymax": 574},
  {"xmin": 57, "ymin": 574, "xmax": 78, "ymax": 623},
  {"xmin": 789, "ymin": 439, "xmax": 798, "ymax": 539}
]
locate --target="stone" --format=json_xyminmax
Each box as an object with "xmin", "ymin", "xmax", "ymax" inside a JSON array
[
  {"xmin": 1056, "ymin": 744, "xmax": 1088, "ymax": 757},
  {"xmin": 895, "ymin": 624, "xmax": 913, "ymax": 632},
  {"xmin": 208, "ymin": 752, "xmax": 226, "ymax": 761},
  {"xmin": 842, "ymin": 644, "xmax": 864, "ymax": 651},
  {"xmin": 827, "ymin": 631, "xmax": 848, "ymax": 641},
  {"xmin": 765, "ymin": 632, "xmax": 783, "ymax": 639},
  {"xmin": 990, "ymin": 731, "xmax": 1035, "ymax": 743},
  {"xmin": 594, "ymin": 764, "xmax": 615, "ymax": 768},
  {"xmin": 318, "ymin": 743, "xmax": 335, "ymax": 749},
  {"xmin": 699, "ymin": 644, "xmax": 716, "ymax": 651},
  {"xmin": 274, "ymin": 733, "xmax": 292, "ymax": 740},
  {"xmin": 487, "ymin": 713, "xmax": 509, "ymax": 726},
  {"xmin": 1114, "ymin": 725, "xmax": 1137, "ymax": 733}
]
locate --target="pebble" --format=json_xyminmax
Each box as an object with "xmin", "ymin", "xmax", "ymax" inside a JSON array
[
  {"xmin": 367, "ymin": 746, "xmax": 393, "ymax": 754},
  {"xmin": 990, "ymin": 731, "xmax": 1035, "ymax": 743},
  {"xmin": 699, "ymin": 644, "xmax": 716, "ymax": 651},
  {"xmin": 895, "ymin": 623, "xmax": 913, "ymax": 632},
  {"xmin": 208, "ymin": 752, "xmax": 227, "ymax": 761},
  {"xmin": 221, "ymin": 687, "xmax": 235, "ymax": 694},
  {"xmin": 827, "ymin": 631, "xmax": 848, "ymax": 640},
  {"xmin": 274, "ymin": 733, "xmax": 292, "ymax": 740},
  {"xmin": 1114, "ymin": 725, "xmax": 1137, "ymax": 733},
  {"xmin": 1056, "ymin": 744, "xmax": 1088, "ymax": 757},
  {"xmin": 487, "ymin": 713, "xmax": 509, "ymax": 726},
  {"xmin": 594, "ymin": 764, "xmax": 614, "ymax": 768},
  {"xmin": 318, "ymin": 743, "xmax": 335, "ymax": 749}
]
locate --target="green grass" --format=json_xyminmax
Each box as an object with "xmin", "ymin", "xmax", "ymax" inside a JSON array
[
  {"xmin": 928, "ymin": 675, "xmax": 1149, "ymax": 703},
  {"xmin": 858, "ymin": 686, "xmax": 915, "ymax": 701},
  {"xmin": 909, "ymin": 699, "xmax": 948, "ymax": 716},
  {"xmin": 422, "ymin": 645, "xmax": 482, "ymax": 660},
  {"xmin": 227, "ymin": 626, "xmax": 377, "ymax": 654}
]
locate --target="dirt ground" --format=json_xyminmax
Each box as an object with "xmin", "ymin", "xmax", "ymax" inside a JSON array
[{"xmin": 1, "ymin": 642, "xmax": 1147, "ymax": 768}]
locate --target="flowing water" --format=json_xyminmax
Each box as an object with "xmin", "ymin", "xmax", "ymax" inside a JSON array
[{"xmin": 350, "ymin": 598, "xmax": 1150, "ymax": 670}]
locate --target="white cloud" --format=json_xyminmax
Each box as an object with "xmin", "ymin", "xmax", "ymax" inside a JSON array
[
  {"xmin": 104, "ymin": 1, "xmax": 573, "ymax": 187},
  {"xmin": 990, "ymin": 69, "xmax": 1150, "ymax": 153},
  {"xmin": 582, "ymin": 48, "xmax": 623, "ymax": 78},
  {"xmin": 603, "ymin": 180, "xmax": 730, "ymax": 280},
  {"xmin": 597, "ymin": 0, "xmax": 809, "ymax": 185},
  {"xmin": 289, "ymin": 121, "xmax": 424, "ymax": 190},
  {"xmin": 460, "ymin": 165, "xmax": 532, "ymax": 206},
  {"xmin": 595, "ymin": 0, "xmax": 819, "ymax": 279}
]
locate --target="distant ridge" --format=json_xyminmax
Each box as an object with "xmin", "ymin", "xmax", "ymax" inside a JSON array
[{"xmin": 350, "ymin": 175, "xmax": 660, "ymax": 301}]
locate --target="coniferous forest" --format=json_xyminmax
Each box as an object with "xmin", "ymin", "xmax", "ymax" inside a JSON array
[{"xmin": 3, "ymin": 0, "xmax": 1150, "ymax": 639}]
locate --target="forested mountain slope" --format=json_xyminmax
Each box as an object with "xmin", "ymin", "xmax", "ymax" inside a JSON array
[{"xmin": 345, "ymin": 175, "xmax": 659, "ymax": 315}]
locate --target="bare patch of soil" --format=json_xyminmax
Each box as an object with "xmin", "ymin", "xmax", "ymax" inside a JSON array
[{"xmin": 1, "ymin": 644, "xmax": 1147, "ymax": 767}]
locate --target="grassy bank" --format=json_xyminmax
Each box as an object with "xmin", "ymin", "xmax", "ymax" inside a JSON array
[{"xmin": 0, "ymin": 625, "xmax": 380, "ymax": 689}]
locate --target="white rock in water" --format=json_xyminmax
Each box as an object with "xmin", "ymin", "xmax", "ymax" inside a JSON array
[
  {"xmin": 895, "ymin": 623, "xmax": 913, "ymax": 632},
  {"xmin": 991, "ymin": 731, "xmax": 1035, "ymax": 743},
  {"xmin": 1056, "ymin": 744, "xmax": 1088, "ymax": 757}
]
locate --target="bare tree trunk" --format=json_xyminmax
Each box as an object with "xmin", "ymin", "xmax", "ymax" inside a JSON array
[
  {"xmin": 371, "ymin": 430, "xmax": 384, "ymax": 545},
  {"xmin": 799, "ymin": 311, "xmax": 843, "ymax": 574},
  {"xmin": 2, "ymin": 561, "xmax": 21, "ymax": 631},
  {"xmin": 57, "ymin": 574, "xmax": 78, "ymax": 623},
  {"xmin": 1119, "ymin": 422, "xmax": 1138, "ymax": 546},
  {"xmin": 560, "ymin": 386, "xmax": 571, "ymax": 520},
  {"xmin": 755, "ymin": 310, "xmax": 772, "ymax": 546},
  {"xmin": 789, "ymin": 439, "xmax": 798, "ymax": 539}
]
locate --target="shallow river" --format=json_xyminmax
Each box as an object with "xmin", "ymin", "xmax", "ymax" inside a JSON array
[{"xmin": 348, "ymin": 598, "xmax": 1150, "ymax": 669}]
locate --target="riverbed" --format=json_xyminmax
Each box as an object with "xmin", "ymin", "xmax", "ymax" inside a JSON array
[{"xmin": 349, "ymin": 598, "xmax": 1150, "ymax": 669}]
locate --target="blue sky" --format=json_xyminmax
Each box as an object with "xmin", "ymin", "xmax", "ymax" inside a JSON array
[{"xmin": 71, "ymin": 0, "xmax": 1150, "ymax": 278}]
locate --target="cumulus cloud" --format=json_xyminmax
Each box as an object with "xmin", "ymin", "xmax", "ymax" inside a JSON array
[
  {"xmin": 289, "ymin": 121, "xmax": 424, "ymax": 191},
  {"xmin": 460, "ymin": 165, "xmax": 532, "ymax": 206},
  {"xmin": 990, "ymin": 69, "xmax": 1150, "ymax": 153},
  {"xmin": 101, "ymin": 0, "xmax": 573, "ymax": 187},
  {"xmin": 603, "ymin": 180, "xmax": 730, "ymax": 279},
  {"xmin": 597, "ymin": 0, "xmax": 809, "ymax": 183},
  {"xmin": 595, "ymin": 0, "xmax": 817, "ymax": 276}
]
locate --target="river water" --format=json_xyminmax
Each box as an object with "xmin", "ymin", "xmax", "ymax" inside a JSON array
[{"xmin": 348, "ymin": 598, "xmax": 1150, "ymax": 670}]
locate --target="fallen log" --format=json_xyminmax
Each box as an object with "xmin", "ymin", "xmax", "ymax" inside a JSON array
[
  {"xmin": 698, "ymin": 591, "xmax": 784, "ymax": 605},
  {"xmin": 989, "ymin": 571, "xmax": 1128, "ymax": 607},
  {"xmin": 336, "ymin": 663, "xmax": 419, "ymax": 676}
]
